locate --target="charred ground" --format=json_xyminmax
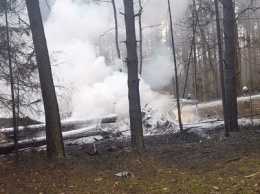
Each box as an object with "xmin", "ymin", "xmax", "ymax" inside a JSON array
[{"xmin": 0, "ymin": 125, "xmax": 260, "ymax": 194}]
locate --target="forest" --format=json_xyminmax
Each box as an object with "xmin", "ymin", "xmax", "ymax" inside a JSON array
[{"xmin": 0, "ymin": 0, "xmax": 260, "ymax": 193}]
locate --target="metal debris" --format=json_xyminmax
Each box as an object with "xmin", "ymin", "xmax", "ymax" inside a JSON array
[{"xmin": 115, "ymin": 171, "xmax": 134, "ymax": 178}]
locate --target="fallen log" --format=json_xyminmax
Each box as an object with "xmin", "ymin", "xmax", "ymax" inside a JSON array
[
  {"xmin": 0, "ymin": 114, "xmax": 118, "ymax": 136},
  {"xmin": 61, "ymin": 114, "xmax": 118, "ymax": 131},
  {"xmin": 0, "ymin": 125, "xmax": 106, "ymax": 154}
]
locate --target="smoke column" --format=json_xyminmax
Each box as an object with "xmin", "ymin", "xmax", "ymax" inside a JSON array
[{"xmin": 44, "ymin": 0, "xmax": 188, "ymax": 119}]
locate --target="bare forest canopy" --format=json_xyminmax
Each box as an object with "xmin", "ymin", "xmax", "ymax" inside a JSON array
[{"xmin": 1, "ymin": 0, "xmax": 260, "ymax": 121}]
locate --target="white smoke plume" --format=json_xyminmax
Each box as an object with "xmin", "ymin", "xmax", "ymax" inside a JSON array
[
  {"xmin": 142, "ymin": 47, "xmax": 174, "ymax": 90},
  {"xmin": 43, "ymin": 0, "xmax": 188, "ymax": 119}
]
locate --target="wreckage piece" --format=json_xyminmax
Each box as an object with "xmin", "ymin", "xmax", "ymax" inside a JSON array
[
  {"xmin": 0, "ymin": 124, "xmax": 45, "ymax": 137},
  {"xmin": 0, "ymin": 125, "xmax": 104, "ymax": 154},
  {"xmin": 61, "ymin": 114, "xmax": 118, "ymax": 132},
  {"xmin": 0, "ymin": 133, "xmax": 7, "ymax": 143},
  {"xmin": 180, "ymin": 99, "xmax": 199, "ymax": 106},
  {"xmin": 115, "ymin": 171, "xmax": 134, "ymax": 178},
  {"xmin": 0, "ymin": 114, "xmax": 118, "ymax": 137}
]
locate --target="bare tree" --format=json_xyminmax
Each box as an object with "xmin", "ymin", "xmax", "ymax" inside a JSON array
[
  {"xmin": 222, "ymin": 0, "xmax": 239, "ymax": 133},
  {"xmin": 192, "ymin": 0, "xmax": 198, "ymax": 100},
  {"xmin": 214, "ymin": 0, "xmax": 228, "ymax": 136},
  {"xmin": 122, "ymin": 0, "xmax": 144, "ymax": 150},
  {"xmin": 25, "ymin": 0, "xmax": 65, "ymax": 158},
  {"xmin": 111, "ymin": 0, "xmax": 121, "ymax": 59},
  {"xmin": 0, "ymin": 0, "xmax": 44, "ymax": 119},
  {"xmin": 4, "ymin": 0, "xmax": 18, "ymax": 162},
  {"xmin": 167, "ymin": 0, "xmax": 183, "ymax": 133},
  {"xmin": 138, "ymin": 0, "xmax": 143, "ymax": 75}
]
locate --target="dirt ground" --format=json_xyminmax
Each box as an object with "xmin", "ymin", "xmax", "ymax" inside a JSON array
[{"xmin": 0, "ymin": 125, "xmax": 260, "ymax": 194}]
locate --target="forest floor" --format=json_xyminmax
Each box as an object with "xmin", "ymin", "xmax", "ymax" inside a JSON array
[{"xmin": 0, "ymin": 125, "xmax": 260, "ymax": 194}]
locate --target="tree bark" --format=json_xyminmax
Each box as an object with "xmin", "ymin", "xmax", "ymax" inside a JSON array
[
  {"xmin": 192, "ymin": 0, "xmax": 198, "ymax": 100},
  {"xmin": 214, "ymin": 0, "xmax": 229, "ymax": 136},
  {"xmin": 246, "ymin": 12, "xmax": 254, "ymax": 87},
  {"xmin": 223, "ymin": 0, "xmax": 239, "ymax": 132},
  {"xmin": 123, "ymin": 0, "xmax": 144, "ymax": 150},
  {"xmin": 167, "ymin": 0, "xmax": 183, "ymax": 132},
  {"xmin": 111, "ymin": 0, "xmax": 121, "ymax": 59},
  {"xmin": 234, "ymin": 14, "xmax": 242, "ymax": 96},
  {"xmin": 25, "ymin": 0, "xmax": 65, "ymax": 158},
  {"xmin": 138, "ymin": 0, "xmax": 143, "ymax": 75},
  {"xmin": 198, "ymin": 26, "xmax": 209, "ymax": 101}
]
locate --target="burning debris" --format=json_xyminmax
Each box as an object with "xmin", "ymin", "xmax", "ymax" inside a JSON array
[
  {"xmin": 3, "ymin": 97, "xmax": 252, "ymax": 155},
  {"xmin": 142, "ymin": 104, "xmax": 155, "ymax": 129},
  {"xmin": 86, "ymin": 138, "xmax": 99, "ymax": 156},
  {"xmin": 142, "ymin": 104, "xmax": 177, "ymax": 134}
]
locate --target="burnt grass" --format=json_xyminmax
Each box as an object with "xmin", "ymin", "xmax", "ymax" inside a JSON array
[{"xmin": 1, "ymin": 125, "xmax": 260, "ymax": 194}]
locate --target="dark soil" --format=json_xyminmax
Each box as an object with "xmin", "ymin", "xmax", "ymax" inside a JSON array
[{"xmin": 1, "ymin": 125, "xmax": 260, "ymax": 194}]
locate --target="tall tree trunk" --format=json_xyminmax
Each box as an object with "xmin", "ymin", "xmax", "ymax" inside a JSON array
[
  {"xmin": 182, "ymin": 9, "xmax": 201, "ymax": 99},
  {"xmin": 138, "ymin": 0, "xmax": 143, "ymax": 75},
  {"xmin": 214, "ymin": 0, "xmax": 229, "ymax": 136},
  {"xmin": 212, "ymin": 16, "xmax": 219, "ymax": 97},
  {"xmin": 192, "ymin": 0, "xmax": 198, "ymax": 100},
  {"xmin": 181, "ymin": 31, "xmax": 190, "ymax": 98},
  {"xmin": 123, "ymin": 0, "xmax": 144, "ymax": 150},
  {"xmin": 251, "ymin": 18, "xmax": 258, "ymax": 89},
  {"xmin": 182, "ymin": 46, "xmax": 192, "ymax": 98},
  {"xmin": 198, "ymin": 25, "xmax": 209, "ymax": 101},
  {"xmin": 246, "ymin": 11, "xmax": 253, "ymax": 87},
  {"xmin": 167, "ymin": 0, "xmax": 183, "ymax": 133},
  {"xmin": 111, "ymin": 0, "xmax": 121, "ymax": 59},
  {"xmin": 223, "ymin": 0, "xmax": 239, "ymax": 132},
  {"xmin": 234, "ymin": 13, "xmax": 242, "ymax": 96},
  {"xmin": 25, "ymin": 0, "xmax": 65, "ymax": 158}
]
